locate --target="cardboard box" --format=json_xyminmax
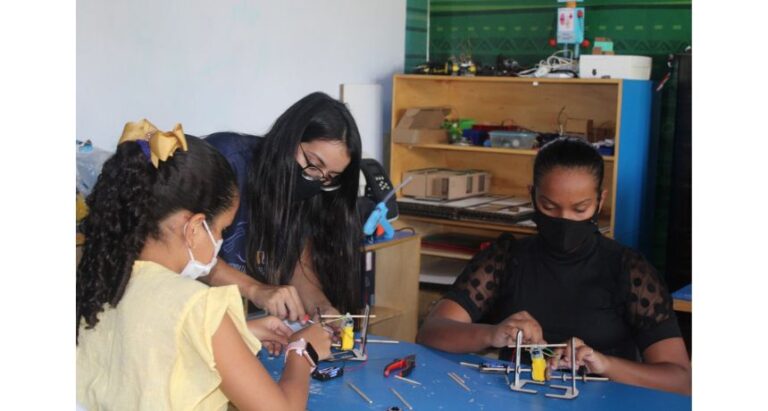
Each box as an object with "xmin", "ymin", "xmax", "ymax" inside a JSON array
[
  {"xmin": 565, "ymin": 119, "xmax": 594, "ymax": 139},
  {"xmin": 392, "ymin": 107, "xmax": 451, "ymax": 144},
  {"xmin": 402, "ymin": 168, "xmax": 491, "ymax": 201}
]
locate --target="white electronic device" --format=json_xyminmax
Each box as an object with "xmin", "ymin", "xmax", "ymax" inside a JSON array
[{"xmin": 578, "ymin": 55, "xmax": 652, "ymax": 80}]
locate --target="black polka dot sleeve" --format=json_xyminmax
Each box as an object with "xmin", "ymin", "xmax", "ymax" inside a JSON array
[
  {"xmin": 622, "ymin": 249, "xmax": 682, "ymax": 353},
  {"xmin": 443, "ymin": 234, "xmax": 516, "ymax": 322}
]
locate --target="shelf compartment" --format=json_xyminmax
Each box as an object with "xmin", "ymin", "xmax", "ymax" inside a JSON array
[
  {"xmin": 419, "ymin": 256, "xmax": 466, "ymax": 285},
  {"xmin": 421, "ymin": 246, "xmax": 475, "ymax": 261}
]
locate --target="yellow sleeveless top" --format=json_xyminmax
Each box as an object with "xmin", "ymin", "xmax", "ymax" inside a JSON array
[{"xmin": 77, "ymin": 260, "xmax": 261, "ymax": 410}]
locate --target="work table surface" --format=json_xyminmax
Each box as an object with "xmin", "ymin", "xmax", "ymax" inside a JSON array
[{"xmin": 260, "ymin": 336, "xmax": 691, "ymax": 410}]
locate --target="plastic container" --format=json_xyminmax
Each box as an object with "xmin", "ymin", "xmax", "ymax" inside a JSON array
[
  {"xmin": 489, "ymin": 130, "xmax": 538, "ymax": 149},
  {"xmin": 462, "ymin": 128, "xmax": 487, "ymax": 146}
]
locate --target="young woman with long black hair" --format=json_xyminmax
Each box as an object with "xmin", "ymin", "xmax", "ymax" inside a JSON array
[
  {"xmin": 202, "ymin": 92, "xmax": 363, "ymax": 322},
  {"xmin": 416, "ymin": 137, "xmax": 691, "ymax": 395},
  {"xmin": 77, "ymin": 120, "xmax": 332, "ymax": 410}
]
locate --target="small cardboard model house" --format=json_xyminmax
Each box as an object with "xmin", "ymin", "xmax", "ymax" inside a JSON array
[
  {"xmin": 392, "ymin": 107, "xmax": 451, "ymax": 144},
  {"xmin": 402, "ymin": 168, "xmax": 492, "ymax": 201}
]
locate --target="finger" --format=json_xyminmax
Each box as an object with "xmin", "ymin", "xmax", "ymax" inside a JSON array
[
  {"xmin": 273, "ymin": 321, "xmax": 294, "ymax": 338},
  {"xmin": 502, "ymin": 323, "xmax": 523, "ymax": 342},
  {"xmin": 268, "ymin": 333, "xmax": 290, "ymax": 346},
  {"xmin": 524, "ymin": 322, "xmax": 545, "ymax": 344},
  {"xmin": 575, "ymin": 345, "xmax": 595, "ymax": 367},
  {"xmin": 505, "ymin": 330, "xmax": 517, "ymax": 348},
  {"xmin": 271, "ymin": 342, "xmax": 283, "ymax": 357},
  {"xmin": 286, "ymin": 287, "xmax": 307, "ymax": 321},
  {"xmin": 515, "ymin": 310, "xmax": 533, "ymax": 320},
  {"xmin": 263, "ymin": 341, "xmax": 275, "ymax": 357},
  {"xmin": 517, "ymin": 322, "xmax": 537, "ymax": 344},
  {"xmin": 559, "ymin": 344, "xmax": 573, "ymax": 368},
  {"xmin": 274, "ymin": 301, "xmax": 287, "ymax": 320},
  {"xmin": 549, "ymin": 347, "xmax": 564, "ymax": 370}
]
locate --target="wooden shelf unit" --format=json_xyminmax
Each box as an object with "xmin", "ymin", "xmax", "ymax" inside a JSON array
[
  {"xmin": 388, "ymin": 75, "xmax": 655, "ymax": 325},
  {"xmin": 363, "ymin": 234, "xmax": 421, "ymax": 342},
  {"xmin": 390, "ymin": 75, "xmax": 624, "ymax": 240}
]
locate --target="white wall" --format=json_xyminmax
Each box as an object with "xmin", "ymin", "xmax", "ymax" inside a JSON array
[{"xmin": 77, "ymin": 0, "xmax": 405, "ymax": 159}]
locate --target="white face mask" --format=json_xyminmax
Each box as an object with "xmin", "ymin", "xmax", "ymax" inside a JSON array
[{"xmin": 180, "ymin": 219, "xmax": 222, "ymax": 280}]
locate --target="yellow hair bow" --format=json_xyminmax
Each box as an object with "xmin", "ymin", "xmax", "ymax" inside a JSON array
[{"xmin": 118, "ymin": 119, "xmax": 188, "ymax": 167}]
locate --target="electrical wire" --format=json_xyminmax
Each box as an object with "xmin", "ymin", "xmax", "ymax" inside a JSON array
[{"xmin": 518, "ymin": 49, "xmax": 578, "ymax": 77}]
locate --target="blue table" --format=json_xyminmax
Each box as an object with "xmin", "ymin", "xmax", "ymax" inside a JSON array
[{"xmin": 261, "ymin": 337, "xmax": 691, "ymax": 410}]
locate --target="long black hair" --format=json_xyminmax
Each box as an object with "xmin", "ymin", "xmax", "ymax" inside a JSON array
[
  {"xmin": 246, "ymin": 92, "xmax": 363, "ymax": 313},
  {"xmin": 76, "ymin": 136, "xmax": 237, "ymax": 340},
  {"xmin": 533, "ymin": 137, "xmax": 604, "ymax": 194}
]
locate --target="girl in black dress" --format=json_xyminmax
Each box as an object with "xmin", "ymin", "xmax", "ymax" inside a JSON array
[{"xmin": 416, "ymin": 137, "xmax": 691, "ymax": 395}]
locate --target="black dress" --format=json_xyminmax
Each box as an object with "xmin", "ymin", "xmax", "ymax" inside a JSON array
[{"xmin": 444, "ymin": 232, "xmax": 681, "ymax": 361}]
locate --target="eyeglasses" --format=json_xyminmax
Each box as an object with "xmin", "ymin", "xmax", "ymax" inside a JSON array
[{"xmin": 299, "ymin": 145, "xmax": 342, "ymax": 191}]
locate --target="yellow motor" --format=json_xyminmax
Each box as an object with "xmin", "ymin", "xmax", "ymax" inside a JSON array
[
  {"xmin": 341, "ymin": 316, "xmax": 354, "ymax": 350},
  {"xmin": 531, "ymin": 348, "xmax": 547, "ymax": 382}
]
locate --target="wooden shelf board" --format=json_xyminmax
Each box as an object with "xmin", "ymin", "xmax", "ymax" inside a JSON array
[
  {"xmin": 421, "ymin": 247, "xmax": 474, "ymax": 261},
  {"xmin": 395, "ymin": 74, "xmax": 622, "ymax": 86},
  {"xmin": 402, "ymin": 215, "xmax": 538, "ymax": 234},
  {"xmin": 395, "ymin": 143, "xmax": 615, "ymax": 161},
  {"xmin": 403, "ymin": 215, "xmax": 612, "ymax": 236}
]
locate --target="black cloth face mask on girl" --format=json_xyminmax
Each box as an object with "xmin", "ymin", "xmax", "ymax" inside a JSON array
[
  {"xmin": 531, "ymin": 190, "xmax": 601, "ymax": 255},
  {"xmin": 292, "ymin": 162, "xmax": 325, "ymax": 202}
]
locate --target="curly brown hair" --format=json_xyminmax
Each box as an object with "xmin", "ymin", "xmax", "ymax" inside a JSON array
[{"xmin": 76, "ymin": 136, "xmax": 237, "ymax": 342}]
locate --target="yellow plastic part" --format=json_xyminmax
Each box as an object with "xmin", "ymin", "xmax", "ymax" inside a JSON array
[
  {"xmin": 341, "ymin": 324, "xmax": 354, "ymax": 350},
  {"xmin": 531, "ymin": 357, "xmax": 547, "ymax": 382}
]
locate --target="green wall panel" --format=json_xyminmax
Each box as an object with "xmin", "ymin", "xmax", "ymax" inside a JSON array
[
  {"xmin": 429, "ymin": 0, "xmax": 691, "ymax": 77},
  {"xmin": 406, "ymin": 0, "xmax": 430, "ymax": 72}
]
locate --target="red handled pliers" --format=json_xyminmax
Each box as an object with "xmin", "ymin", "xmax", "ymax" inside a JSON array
[{"xmin": 383, "ymin": 354, "xmax": 416, "ymax": 377}]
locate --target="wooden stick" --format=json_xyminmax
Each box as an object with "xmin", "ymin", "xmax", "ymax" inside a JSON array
[
  {"xmin": 394, "ymin": 375, "xmax": 422, "ymax": 386},
  {"xmin": 390, "ymin": 387, "xmax": 414, "ymax": 410},
  {"xmin": 549, "ymin": 373, "xmax": 609, "ymax": 382},
  {"xmin": 360, "ymin": 338, "xmax": 398, "ymax": 344},
  {"xmin": 321, "ymin": 314, "xmax": 377, "ymax": 319},
  {"xmin": 332, "ymin": 338, "xmax": 399, "ymax": 348},
  {"xmin": 448, "ymin": 372, "xmax": 465, "ymax": 384},
  {"xmin": 508, "ymin": 343, "xmax": 568, "ymax": 348},
  {"xmin": 346, "ymin": 382, "xmax": 373, "ymax": 404},
  {"xmin": 447, "ymin": 372, "xmax": 471, "ymax": 391}
]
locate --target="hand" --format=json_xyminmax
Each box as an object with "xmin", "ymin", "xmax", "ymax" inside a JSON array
[
  {"xmin": 488, "ymin": 310, "xmax": 545, "ymax": 348},
  {"xmin": 312, "ymin": 305, "xmax": 341, "ymax": 322},
  {"xmin": 291, "ymin": 323, "xmax": 333, "ymax": 361},
  {"xmin": 248, "ymin": 283, "xmax": 307, "ymax": 322},
  {"xmin": 247, "ymin": 316, "xmax": 293, "ymax": 357},
  {"xmin": 312, "ymin": 305, "xmax": 342, "ymax": 343},
  {"xmin": 548, "ymin": 337, "xmax": 610, "ymax": 375}
]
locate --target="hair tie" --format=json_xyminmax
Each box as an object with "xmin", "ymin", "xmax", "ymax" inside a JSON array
[
  {"xmin": 118, "ymin": 119, "xmax": 188, "ymax": 168},
  {"xmin": 135, "ymin": 140, "xmax": 152, "ymax": 162}
]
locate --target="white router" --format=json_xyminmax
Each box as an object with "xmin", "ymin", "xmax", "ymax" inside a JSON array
[{"xmin": 579, "ymin": 55, "xmax": 652, "ymax": 80}]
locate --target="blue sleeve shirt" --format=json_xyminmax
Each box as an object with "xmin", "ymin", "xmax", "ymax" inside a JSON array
[{"xmin": 204, "ymin": 132, "xmax": 263, "ymax": 273}]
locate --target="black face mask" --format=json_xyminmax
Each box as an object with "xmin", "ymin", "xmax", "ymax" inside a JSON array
[
  {"xmin": 292, "ymin": 163, "xmax": 324, "ymax": 203},
  {"xmin": 531, "ymin": 192, "xmax": 600, "ymax": 255}
]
